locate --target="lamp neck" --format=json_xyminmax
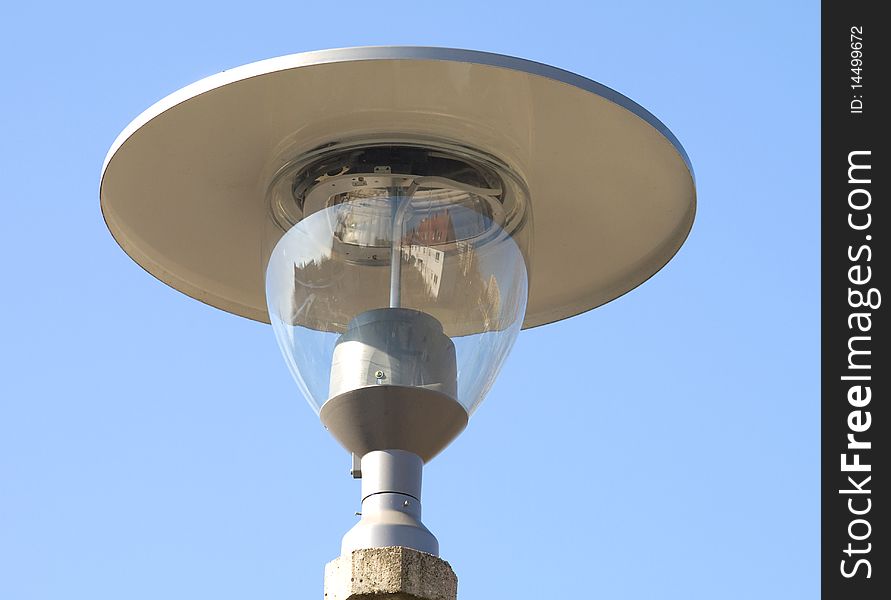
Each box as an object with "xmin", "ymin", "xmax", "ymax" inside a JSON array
[
  {"xmin": 361, "ymin": 449, "xmax": 423, "ymax": 501},
  {"xmin": 341, "ymin": 450, "xmax": 439, "ymax": 556}
]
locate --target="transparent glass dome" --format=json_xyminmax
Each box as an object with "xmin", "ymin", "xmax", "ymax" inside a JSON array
[{"xmin": 265, "ymin": 148, "xmax": 531, "ymax": 417}]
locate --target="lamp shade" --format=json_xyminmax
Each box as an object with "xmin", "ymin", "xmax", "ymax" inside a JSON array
[{"xmin": 100, "ymin": 47, "xmax": 696, "ymax": 332}]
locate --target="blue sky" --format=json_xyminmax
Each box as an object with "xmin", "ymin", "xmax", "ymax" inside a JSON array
[{"xmin": 0, "ymin": 2, "xmax": 819, "ymax": 599}]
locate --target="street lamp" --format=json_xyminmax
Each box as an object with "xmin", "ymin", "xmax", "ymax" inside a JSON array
[{"xmin": 101, "ymin": 47, "xmax": 695, "ymax": 562}]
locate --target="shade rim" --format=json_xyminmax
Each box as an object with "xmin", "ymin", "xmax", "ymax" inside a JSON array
[{"xmin": 100, "ymin": 46, "xmax": 696, "ymax": 330}]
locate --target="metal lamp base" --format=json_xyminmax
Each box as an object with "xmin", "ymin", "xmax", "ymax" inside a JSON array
[
  {"xmin": 320, "ymin": 308, "xmax": 468, "ymax": 463},
  {"xmin": 342, "ymin": 450, "xmax": 439, "ymax": 556}
]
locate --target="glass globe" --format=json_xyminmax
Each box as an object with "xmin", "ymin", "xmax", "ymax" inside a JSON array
[{"xmin": 264, "ymin": 140, "xmax": 531, "ymax": 459}]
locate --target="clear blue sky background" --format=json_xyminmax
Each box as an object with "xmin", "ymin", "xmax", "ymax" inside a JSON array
[{"xmin": 0, "ymin": 2, "xmax": 819, "ymax": 598}]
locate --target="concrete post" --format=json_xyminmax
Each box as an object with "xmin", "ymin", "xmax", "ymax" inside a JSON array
[{"xmin": 324, "ymin": 547, "xmax": 458, "ymax": 600}]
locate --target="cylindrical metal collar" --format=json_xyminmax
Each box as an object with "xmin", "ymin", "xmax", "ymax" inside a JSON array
[{"xmin": 360, "ymin": 450, "xmax": 423, "ymax": 501}]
